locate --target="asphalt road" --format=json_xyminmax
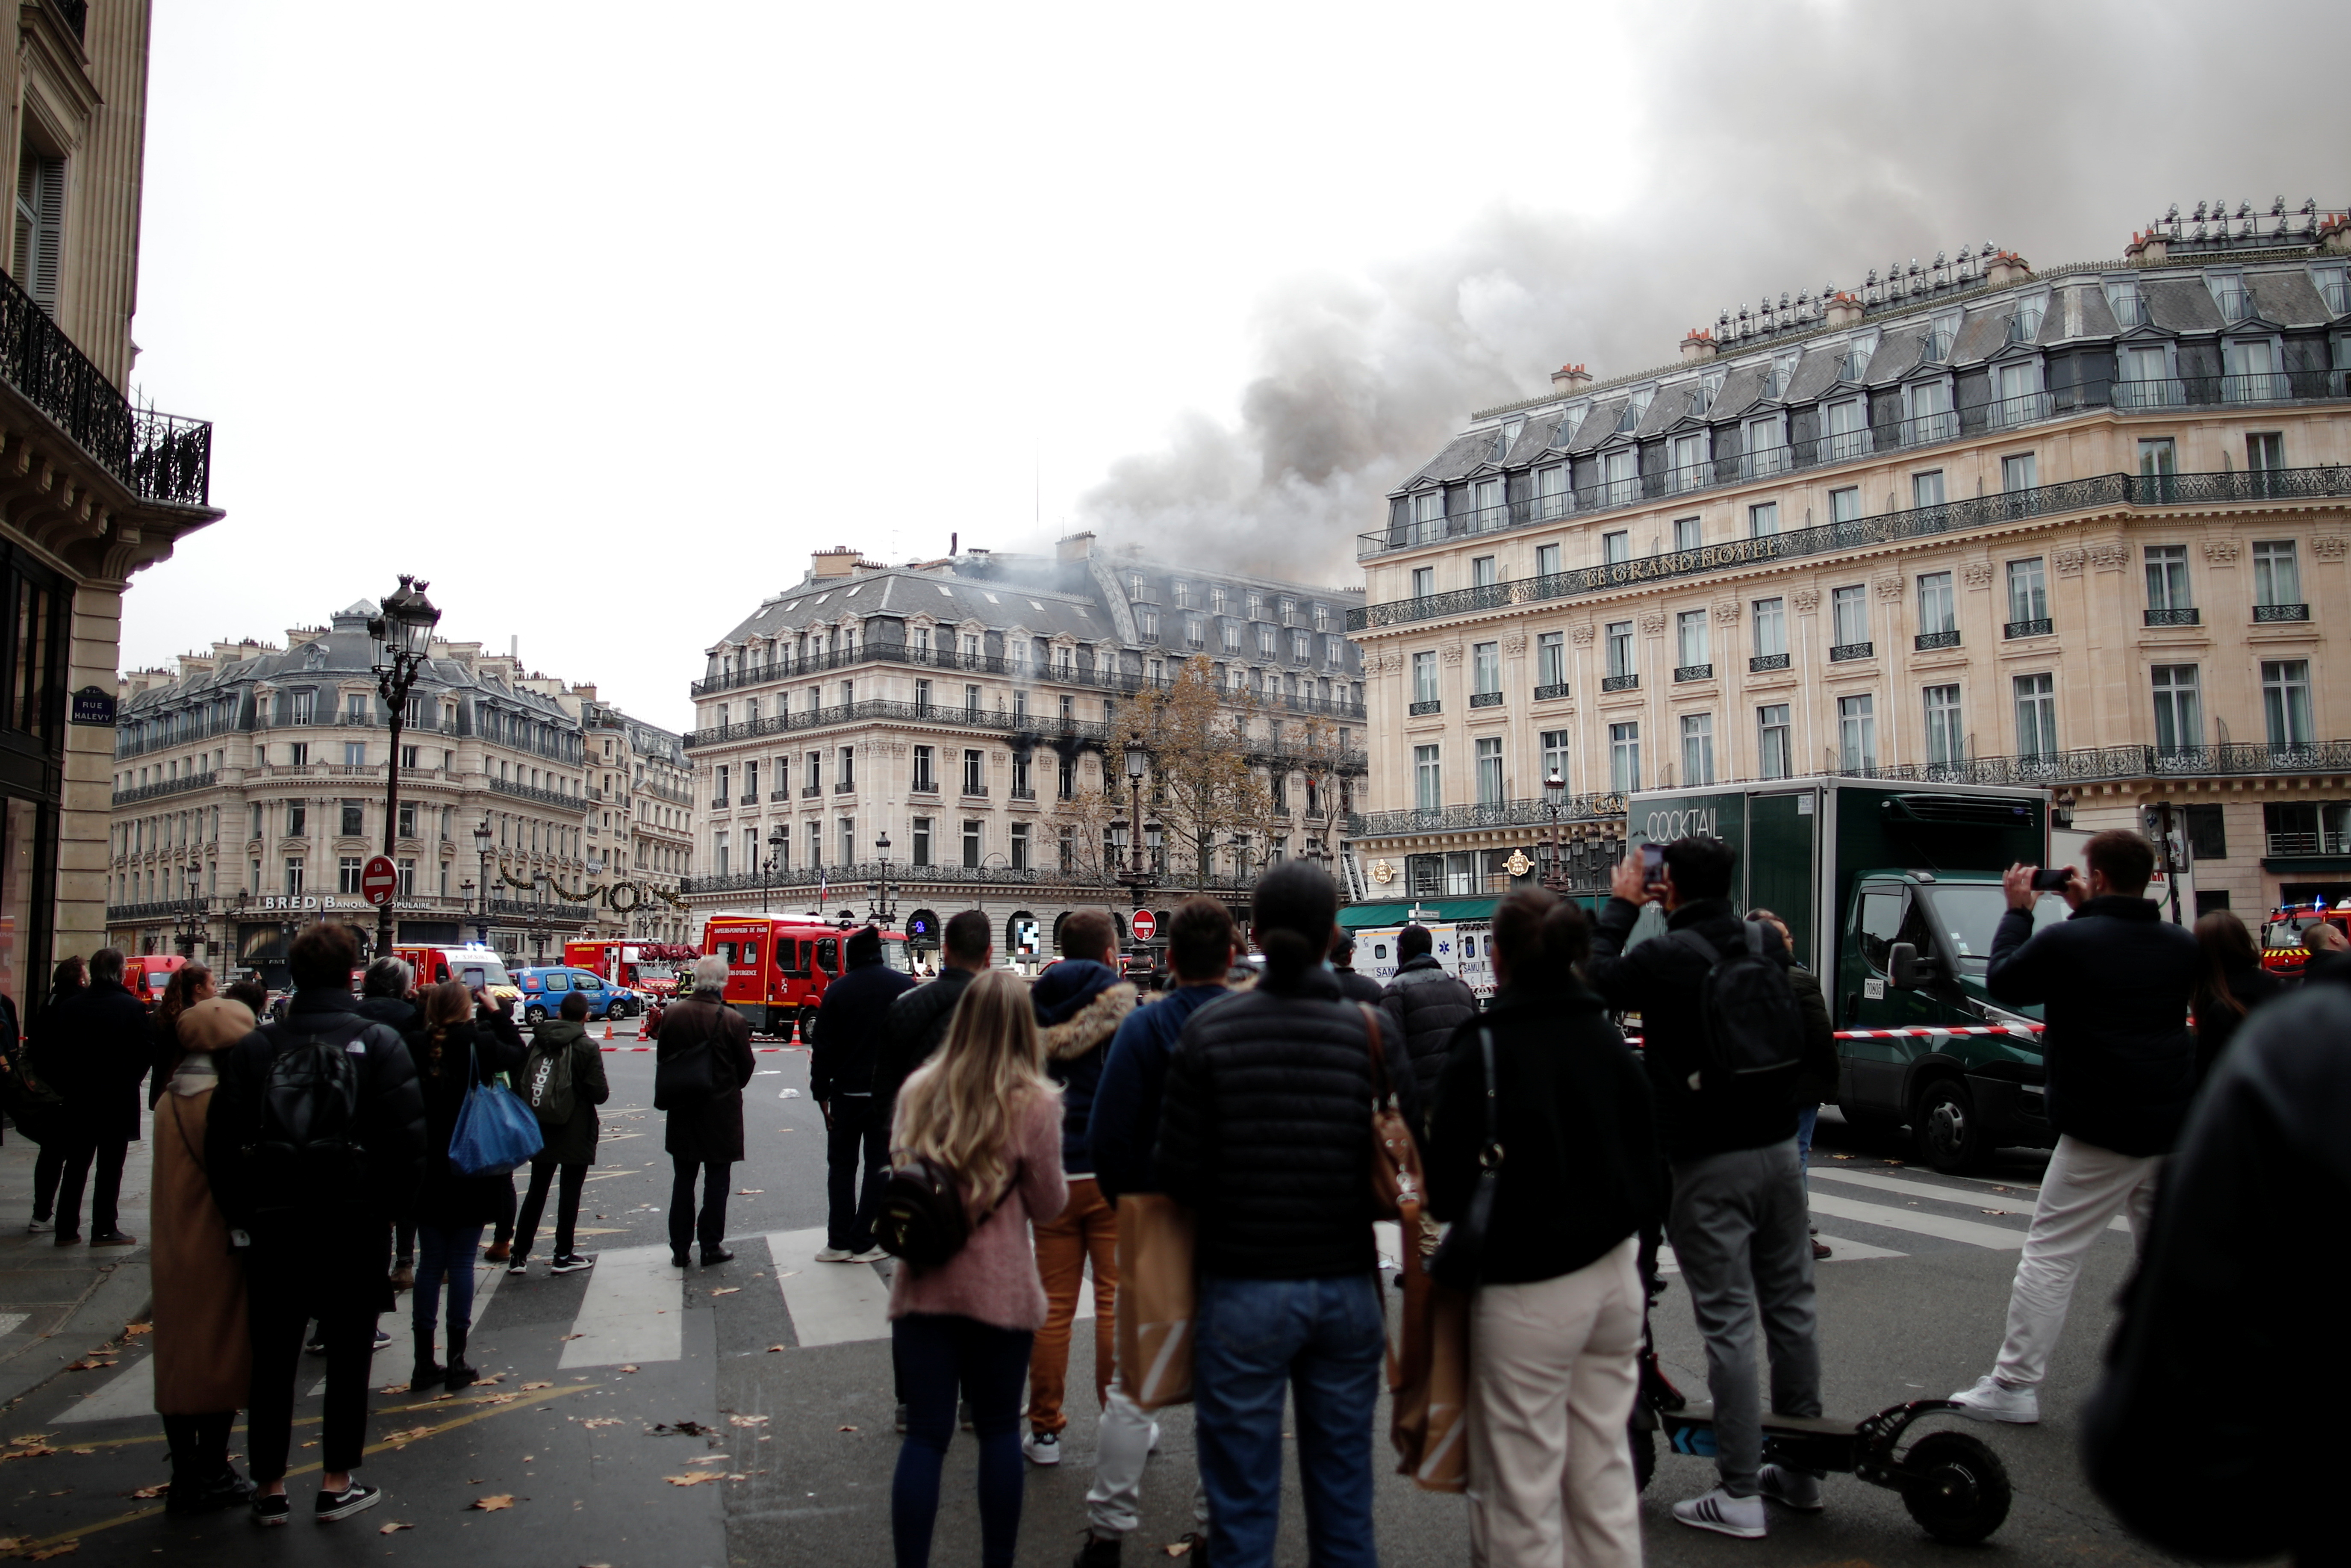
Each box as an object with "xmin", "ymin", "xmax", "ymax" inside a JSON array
[{"xmin": 0, "ymin": 1019, "xmax": 2179, "ymax": 1567}]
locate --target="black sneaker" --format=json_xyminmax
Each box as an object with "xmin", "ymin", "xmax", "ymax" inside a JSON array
[
  {"xmin": 53, "ymin": 1232, "xmax": 81, "ymax": 1247},
  {"xmin": 251, "ymin": 1492, "xmax": 292, "ymax": 1527},
  {"xmin": 314, "ymin": 1482, "xmax": 382, "ymax": 1522},
  {"xmin": 670, "ymin": 1249, "xmax": 691, "ymax": 1269},
  {"xmin": 1073, "ymin": 1532, "xmax": 1122, "ymax": 1568},
  {"xmin": 168, "ymin": 1471, "xmax": 256, "ymax": 1515},
  {"xmin": 506, "ymin": 1254, "xmax": 530, "ymax": 1276},
  {"xmin": 550, "ymin": 1253, "xmax": 595, "ymax": 1274}
]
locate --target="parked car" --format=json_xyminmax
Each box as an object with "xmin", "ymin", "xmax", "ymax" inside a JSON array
[{"xmin": 513, "ymin": 965, "xmax": 644, "ymax": 1024}]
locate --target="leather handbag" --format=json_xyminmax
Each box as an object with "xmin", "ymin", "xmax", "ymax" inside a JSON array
[
  {"xmin": 1114, "ymin": 1193, "xmax": 1198, "ymax": 1410},
  {"xmin": 1427, "ymin": 1026, "xmax": 1501, "ymax": 1293},
  {"xmin": 1354, "ymin": 1003, "xmax": 1426, "ymax": 1224}
]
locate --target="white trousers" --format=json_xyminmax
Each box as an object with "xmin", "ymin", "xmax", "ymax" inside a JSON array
[
  {"xmin": 1993, "ymin": 1135, "xmax": 2161, "ymax": 1390},
  {"xmin": 1087, "ymin": 1289, "xmax": 1209, "ymax": 1540},
  {"xmin": 1464, "ymin": 1237, "xmax": 1644, "ymax": 1568}
]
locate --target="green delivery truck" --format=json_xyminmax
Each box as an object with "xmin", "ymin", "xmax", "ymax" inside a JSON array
[{"xmin": 1626, "ymin": 775, "xmax": 2064, "ymax": 1173}]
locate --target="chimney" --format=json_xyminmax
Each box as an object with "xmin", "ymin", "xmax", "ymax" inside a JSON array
[
  {"xmin": 1550, "ymin": 363, "xmax": 1593, "ymax": 395},
  {"xmin": 1824, "ymin": 291, "xmax": 1865, "ymax": 328},
  {"xmin": 1985, "ymin": 251, "xmax": 2033, "ymax": 287},
  {"xmin": 811, "ymin": 546, "xmax": 860, "ymax": 580},
  {"xmin": 1056, "ymin": 531, "xmax": 1096, "ymax": 561},
  {"xmin": 2123, "ymin": 229, "xmax": 2169, "ymax": 267},
  {"xmin": 1677, "ymin": 330, "xmax": 1717, "ymax": 363}
]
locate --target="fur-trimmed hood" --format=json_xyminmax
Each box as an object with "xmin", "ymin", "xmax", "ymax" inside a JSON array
[{"xmin": 1043, "ymin": 981, "xmax": 1139, "ymax": 1064}]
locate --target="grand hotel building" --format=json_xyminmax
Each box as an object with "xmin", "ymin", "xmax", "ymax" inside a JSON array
[{"xmin": 1347, "ymin": 202, "xmax": 2351, "ymax": 921}]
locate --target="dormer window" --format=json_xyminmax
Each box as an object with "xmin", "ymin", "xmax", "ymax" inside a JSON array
[
  {"xmin": 1210, "ymin": 585, "xmax": 1231, "ymax": 616},
  {"xmin": 2104, "ymin": 280, "xmax": 2148, "ymax": 328},
  {"xmin": 1474, "ymin": 477, "xmax": 1503, "ymax": 522},
  {"xmin": 2209, "ymin": 272, "xmax": 2255, "ymax": 324},
  {"xmin": 1171, "ymin": 581, "xmax": 1193, "ymax": 609}
]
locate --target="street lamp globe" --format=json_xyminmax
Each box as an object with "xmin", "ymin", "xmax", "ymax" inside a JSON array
[
  {"xmin": 1543, "ymin": 769, "xmax": 1566, "ymax": 807},
  {"xmin": 1124, "ymin": 742, "xmax": 1148, "ymax": 782},
  {"xmin": 366, "ymin": 575, "xmax": 441, "ymax": 666},
  {"xmin": 875, "ymin": 830, "xmax": 891, "ymax": 858}
]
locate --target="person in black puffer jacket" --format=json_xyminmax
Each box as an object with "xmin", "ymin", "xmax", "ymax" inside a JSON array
[
  {"xmin": 873, "ymin": 909, "xmax": 991, "ymax": 1135},
  {"xmin": 1156, "ymin": 864, "xmax": 1419, "ymax": 1568},
  {"xmin": 1944, "ymin": 830, "xmax": 2198, "ymax": 1428},
  {"xmin": 1427, "ymin": 889, "xmax": 1659, "ymax": 1567},
  {"xmin": 404, "ymin": 980, "xmax": 525, "ymax": 1393},
  {"xmin": 808, "ymin": 926, "xmax": 916, "ymax": 1262},
  {"xmin": 1379, "ymin": 924, "xmax": 1479, "ymax": 1105}
]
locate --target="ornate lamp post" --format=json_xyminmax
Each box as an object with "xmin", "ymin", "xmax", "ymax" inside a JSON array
[
  {"xmin": 1541, "ymin": 769, "xmax": 1568, "ymax": 891},
  {"xmin": 1118, "ymin": 741, "xmax": 1156, "ymax": 896},
  {"xmin": 763, "ymin": 822, "xmax": 788, "ymax": 915},
  {"xmin": 176, "ymin": 864, "xmax": 204, "ymax": 958},
  {"xmin": 367, "ymin": 575, "xmax": 442, "ymax": 960},
  {"xmin": 473, "ymin": 817, "xmax": 494, "ymax": 945},
  {"xmin": 871, "ymin": 829, "xmax": 897, "ymax": 924}
]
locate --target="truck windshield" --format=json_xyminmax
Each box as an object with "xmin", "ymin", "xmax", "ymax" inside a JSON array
[
  {"xmin": 881, "ymin": 938, "xmax": 913, "ymax": 975},
  {"xmin": 453, "ymin": 955, "xmax": 512, "ymax": 990},
  {"xmin": 1930, "ymin": 884, "xmax": 2067, "ymax": 975}
]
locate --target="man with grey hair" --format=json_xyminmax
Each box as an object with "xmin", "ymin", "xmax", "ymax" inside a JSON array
[
  {"xmin": 655, "ymin": 955, "xmax": 755, "ymax": 1268},
  {"xmin": 34, "ymin": 948, "xmax": 151, "ymax": 1247}
]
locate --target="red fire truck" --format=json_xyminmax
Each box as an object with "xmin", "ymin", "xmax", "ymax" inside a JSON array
[
  {"xmin": 562, "ymin": 940, "xmax": 700, "ymax": 998},
  {"xmin": 2260, "ymin": 903, "xmax": 2351, "ymax": 978},
  {"xmin": 699, "ymin": 914, "xmax": 913, "ymax": 1040}
]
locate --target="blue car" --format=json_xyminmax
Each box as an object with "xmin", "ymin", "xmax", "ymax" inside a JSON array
[{"xmin": 514, "ymin": 966, "xmax": 643, "ymax": 1024}]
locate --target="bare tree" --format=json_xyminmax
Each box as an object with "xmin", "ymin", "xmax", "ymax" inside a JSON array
[{"xmin": 1116, "ymin": 655, "xmax": 1255, "ymax": 890}]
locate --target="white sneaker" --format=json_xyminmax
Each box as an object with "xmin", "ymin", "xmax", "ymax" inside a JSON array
[
  {"xmin": 813, "ymin": 1247, "xmax": 855, "ymax": 1263},
  {"xmin": 848, "ymin": 1247, "xmax": 890, "ymax": 1263},
  {"xmin": 24, "ymin": 1217, "xmax": 50, "ymax": 1235},
  {"xmin": 1673, "ymin": 1485, "xmax": 1766, "ymax": 1539},
  {"xmin": 1758, "ymin": 1463, "xmax": 1823, "ymax": 1512},
  {"xmin": 1022, "ymin": 1430, "xmax": 1061, "ymax": 1466},
  {"xmin": 1947, "ymin": 1373, "xmax": 2039, "ymax": 1424},
  {"xmin": 1148, "ymin": 1420, "xmax": 1161, "ymax": 1453}
]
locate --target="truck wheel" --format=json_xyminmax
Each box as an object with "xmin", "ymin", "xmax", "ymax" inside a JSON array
[
  {"xmin": 795, "ymin": 1006, "xmax": 818, "ymax": 1046},
  {"xmin": 1900, "ymin": 1429, "xmax": 2012, "ymax": 1544},
  {"xmin": 1914, "ymin": 1079, "xmax": 1988, "ymax": 1173}
]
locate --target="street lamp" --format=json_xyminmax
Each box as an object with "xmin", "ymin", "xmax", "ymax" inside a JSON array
[
  {"xmin": 176, "ymin": 864, "xmax": 204, "ymax": 958},
  {"xmin": 367, "ymin": 575, "xmax": 442, "ymax": 959},
  {"xmin": 1119, "ymin": 741, "xmax": 1155, "ymax": 895},
  {"xmin": 473, "ymin": 817, "xmax": 494, "ymax": 945},
  {"xmin": 1541, "ymin": 768, "xmax": 1568, "ymax": 892},
  {"xmin": 871, "ymin": 829, "xmax": 897, "ymax": 924},
  {"xmin": 763, "ymin": 822, "xmax": 788, "ymax": 914}
]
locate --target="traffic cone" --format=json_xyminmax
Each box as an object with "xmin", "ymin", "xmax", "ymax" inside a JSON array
[{"xmin": 603, "ymin": 1023, "xmax": 614, "ymax": 1040}]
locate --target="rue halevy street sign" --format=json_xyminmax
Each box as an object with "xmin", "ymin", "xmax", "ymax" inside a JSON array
[{"xmin": 69, "ymin": 686, "xmax": 116, "ymax": 726}]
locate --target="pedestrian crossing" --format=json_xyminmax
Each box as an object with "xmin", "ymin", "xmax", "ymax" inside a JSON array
[{"xmin": 45, "ymin": 1159, "xmax": 2112, "ymax": 1423}]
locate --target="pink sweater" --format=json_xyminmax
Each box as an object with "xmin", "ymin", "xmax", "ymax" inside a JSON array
[{"xmin": 887, "ymin": 1090, "xmax": 1069, "ymax": 1332}]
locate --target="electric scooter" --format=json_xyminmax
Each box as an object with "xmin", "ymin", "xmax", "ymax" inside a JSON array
[{"xmin": 1629, "ymin": 1319, "xmax": 2013, "ymax": 1544}]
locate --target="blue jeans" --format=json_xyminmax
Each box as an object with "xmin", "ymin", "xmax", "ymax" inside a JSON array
[
  {"xmin": 891, "ymin": 1313, "xmax": 1033, "ymax": 1568},
  {"xmin": 1193, "ymin": 1273, "xmax": 1385, "ymax": 1568},
  {"xmin": 413, "ymin": 1225, "xmax": 484, "ymax": 1340},
  {"xmin": 1796, "ymin": 1104, "xmax": 1819, "ymax": 1188}
]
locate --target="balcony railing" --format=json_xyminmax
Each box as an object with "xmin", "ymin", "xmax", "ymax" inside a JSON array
[
  {"xmin": 1749, "ymin": 653, "xmax": 1791, "ymax": 672},
  {"xmin": 1348, "ymin": 467, "xmax": 2351, "ymax": 634},
  {"xmin": 1358, "ymin": 369, "xmax": 2351, "ymax": 561},
  {"xmin": 1407, "ymin": 699, "xmax": 1440, "ymax": 716},
  {"xmin": 1601, "ymin": 673, "xmax": 1639, "ymax": 692},
  {"xmin": 2004, "ymin": 619, "xmax": 2054, "ymax": 640},
  {"xmin": 488, "ymin": 776, "xmax": 583, "ymax": 811},
  {"xmin": 1914, "ymin": 630, "xmax": 1962, "ymax": 650},
  {"xmin": 1533, "ymin": 682, "xmax": 1570, "ymax": 701},
  {"xmin": 112, "ymin": 771, "xmax": 216, "ymax": 806},
  {"xmin": 1347, "ymin": 792, "xmax": 1628, "ymax": 839},
  {"xmin": 2254, "ymin": 602, "xmax": 2311, "ymax": 622},
  {"xmin": 1830, "ymin": 642, "xmax": 1873, "ymax": 663},
  {"xmin": 1674, "ymin": 663, "xmax": 1714, "ymax": 682},
  {"xmin": 0, "ymin": 261, "xmax": 211, "ymax": 506},
  {"xmin": 692, "ymin": 640, "xmax": 1364, "ymax": 719},
  {"xmin": 1469, "ymin": 690, "xmax": 1503, "ymax": 707},
  {"xmin": 2266, "ymin": 831, "xmax": 2351, "ymax": 857},
  {"xmin": 681, "ymin": 863, "xmax": 1267, "ymax": 896},
  {"xmin": 2143, "ymin": 608, "xmax": 2201, "ymax": 627}
]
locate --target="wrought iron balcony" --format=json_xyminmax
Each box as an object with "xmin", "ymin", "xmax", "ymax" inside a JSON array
[
  {"xmin": 2266, "ymin": 830, "xmax": 2351, "ymax": 857},
  {"xmin": 0, "ymin": 262, "xmax": 210, "ymax": 505},
  {"xmin": 833, "ymin": 779, "xmax": 856, "ymax": 793},
  {"xmin": 1674, "ymin": 663, "xmax": 1714, "ymax": 682},
  {"xmin": 488, "ymin": 776, "xmax": 583, "ymax": 811},
  {"xmin": 1749, "ymin": 653, "xmax": 1791, "ymax": 673},
  {"xmin": 1601, "ymin": 674, "xmax": 1639, "ymax": 692},
  {"xmin": 2254, "ymin": 602, "xmax": 2311, "ymax": 622},
  {"xmin": 2004, "ymin": 619, "xmax": 2053, "ymax": 640},
  {"xmin": 1533, "ymin": 682, "xmax": 1570, "ymax": 701},
  {"xmin": 682, "ymin": 862, "xmax": 1266, "ymax": 896},
  {"xmin": 112, "ymin": 771, "xmax": 217, "ymax": 806},
  {"xmin": 1469, "ymin": 690, "xmax": 1503, "ymax": 708},
  {"xmin": 1408, "ymin": 699, "xmax": 1441, "ymax": 716},
  {"xmin": 801, "ymin": 784, "xmax": 820, "ymax": 797},
  {"xmin": 1830, "ymin": 642, "xmax": 1874, "ymax": 662},
  {"xmin": 1914, "ymin": 630, "xmax": 1962, "ymax": 650},
  {"xmin": 1347, "ymin": 792, "xmax": 1628, "ymax": 840},
  {"xmin": 2143, "ymin": 607, "xmax": 2201, "ymax": 627}
]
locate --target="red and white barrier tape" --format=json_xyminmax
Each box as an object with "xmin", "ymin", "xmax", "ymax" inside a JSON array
[{"xmin": 1830, "ymin": 1024, "xmax": 2044, "ymax": 1039}]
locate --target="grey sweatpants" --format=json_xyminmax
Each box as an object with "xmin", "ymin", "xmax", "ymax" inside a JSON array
[{"xmin": 1667, "ymin": 1138, "xmax": 1822, "ymax": 1495}]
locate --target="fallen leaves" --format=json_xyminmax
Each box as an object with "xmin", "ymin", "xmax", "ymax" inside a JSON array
[
  {"xmin": 619, "ymin": 1365, "xmax": 639, "ymax": 1374},
  {"xmin": 1165, "ymin": 1543, "xmax": 1194, "ymax": 1558},
  {"xmin": 63, "ymin": 1359, "xmax": 116, "ymax": 1373},
  {"xmin": 379, "ymin": 1521, "xmax": 415, "ymax": 1534},
  {"xmin": 522, "ymin": 1381, "xmax": 553, "ymax": 1391},
  {"xmin": 708, "ymin": 1287, "xmax": 740, "ymax": 1297},
  {"xmin": 727, "ymin": 1415, "xmax": 769, "ymax": 1428},
  {"xmin": 559, "ymin": 1333, "xmax": 586, "ymax": 1341},
  {"xmin": 650, "ymin": 1420, "xmax": 713, "ymax": 1436},
  {"xmin": 469, "ymin": 1494, "xmax": 516, "ymax": 1512},
  {"xmin": 131, "ymin": 1483, "xmax": 168, "ymax": 1498},
  {"xmin": 122, "ymin": 1323, "xmax": 152, "ymax": 1338},
  {"xmin": 384, "ymin": 1426, "xmax": 434, "ymax": 1449},
  {"xmin": 26, "ymin": 1544, "xmax": 77, "ymax": 1561},
  {"xmin": 663, "ymin": 1472, "xmax": 722, "ymax": 1487},
  {"xmin": 581, "ymin": 1418, "xmax": 623, "ymax": 1429},
  {"xmin": 0, "ymin": 1446, "xmax": 57, "ymax": 1464},
  {"xmin": 66, "ymin": 1448, "xmax": 92, "ymax": 1457},
  {"xmin": 483, "ymin": 1394, "xmax": 519, "ymax": 1406},
  {"xmin": 836, "ymin": 1425, "xmax": 858, "ymax": 1433},
  {"xmin": 377, "ymin": 1385, "xmax": 410, "ymax": 1395},
  {"xmin": 764, "ymin": 1345, "xmax": 786, "ymax": 1353},
  {"xmin": 735, "ymin": 1189, "xmax": 764, "ymax": 1195}
]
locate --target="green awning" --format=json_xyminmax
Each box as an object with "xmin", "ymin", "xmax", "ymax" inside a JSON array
[{"xmin": 1339, "ymin": 898, "xmax": 1498, "ymax": 930}]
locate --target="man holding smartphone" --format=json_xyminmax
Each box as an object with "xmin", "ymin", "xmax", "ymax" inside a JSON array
[{"xmin": 1947, "ymin": 829, "xmax": 2199, "ymax": 1424}]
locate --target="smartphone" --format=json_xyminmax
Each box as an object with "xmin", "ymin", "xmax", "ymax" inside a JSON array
[
  {"xmin": 2030, "ymin": 867, "xmax": 2073, "ymax": 891},
  {"xmin": 1641, "ymin": 843, "xmax": 1665, "ymax": 881}
]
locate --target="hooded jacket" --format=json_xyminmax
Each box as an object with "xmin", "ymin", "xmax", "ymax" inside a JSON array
[
  {"xmin": 1986, "ymin": 894, "xmax": 2198, "ymax": 1156},
  {"xmin": 1379, "ymin": 953, "xmax": 1479, "ymax": 1102},
  {"xmin": 1088, "ymin": 983, "xmax": 1230, "ymax": 1201},
  {"xmin": 810, "ymin": 952, "xmax": 917, "ymax": 1101},
  {"xmin": 524, "ymin": 1017, "xmax": 610, "ymax": 1165},
  {"xmin": 1031, "ymin": 959, "xmax": 1139, "ymax": 1178}
]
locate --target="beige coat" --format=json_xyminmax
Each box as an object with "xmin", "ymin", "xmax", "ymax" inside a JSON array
[{"xmin": 149, "ymin": 998, "xmax": 251, "ymax": 1415}]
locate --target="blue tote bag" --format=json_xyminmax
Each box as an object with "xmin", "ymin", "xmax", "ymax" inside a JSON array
[{"xmin": 449, "ymin": 1038, "xmax": 543, "ymax": 1177}]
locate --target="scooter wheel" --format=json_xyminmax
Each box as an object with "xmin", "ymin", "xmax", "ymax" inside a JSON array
[
  {"xmin": 1628, "ymin": 1426, "xmax": 1655, "ymax": 1494},
  {"xmin": 1900, "ymin": 1429, "xmax": 2011, "ymax": 1544}
]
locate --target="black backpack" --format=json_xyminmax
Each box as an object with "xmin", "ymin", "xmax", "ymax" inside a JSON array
[
  {"xmin": 246, "ymin": 1027, "xmax": 370, "ymax": 1215},
  {"xmin": 1669, "ymin": 923, "xmax": 1806, "ymax": 1093},
  {"xmin": 873, "ymin": 1156, "xmax": 1016, "ymax": 1271}
]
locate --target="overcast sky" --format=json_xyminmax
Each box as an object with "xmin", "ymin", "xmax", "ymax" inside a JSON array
[{"xmin": 119, "ymin": 0, "xmax": 2345, "ymax": 731}]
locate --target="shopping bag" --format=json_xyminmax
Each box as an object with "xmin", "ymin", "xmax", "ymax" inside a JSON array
[
  {"xmin": 1390, "ymin": 1270, "xmax": 1473, "ymax": 1493},
  {"xmin": 449, "ymin": 1041, "xmax": 544, "ymax": 1176},
  {"xmin": 1114, "ymin": 1193, "xmax": 1196, "ymax": 1410}
]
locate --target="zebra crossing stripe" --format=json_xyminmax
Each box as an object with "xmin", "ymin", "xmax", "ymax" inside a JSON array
[{"xmin": 557, "ymin": 1243, "xmax": 683, "ymax": 1367}]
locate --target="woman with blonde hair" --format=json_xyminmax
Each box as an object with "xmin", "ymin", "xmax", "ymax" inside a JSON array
[
  {"xmin": 149, "ymin": 994, "xmax": 256, "ymax": 1513},
  {"xmin": 887, "ymin": 968, "xmax": 1067, "ymax": 1568}
]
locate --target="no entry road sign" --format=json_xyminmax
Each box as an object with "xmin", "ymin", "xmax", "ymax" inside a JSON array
[
  {"xmin": 1130, "ymin": 909, "xmax": 1157, "ymax": 942},
  {"xmin": 360, "ymin": 854, "xmax": 399, "ymax": 907}
]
